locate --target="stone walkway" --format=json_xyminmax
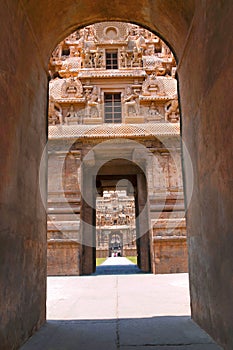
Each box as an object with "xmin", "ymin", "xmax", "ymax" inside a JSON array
[
  {"xmin": 21, "ymin": 258, "xmax": 222, "ymax": 350},
  {"xmin": 94, "ymin": 256, "xmax": 143, "ymax": 275}
]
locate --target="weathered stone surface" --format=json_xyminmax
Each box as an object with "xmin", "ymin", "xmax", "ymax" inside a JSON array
[
  {"xmin": 0, "ymin": 1, "xmax": 232, "ymax": 349},
  {"xmin": 152, "ymin": 238, "xmax": 188, "ymax": 274},
  {"xmin": 177, "ymin": 2, "xmax": 233, "ymax": 348},
  {"xmin": 0, "ymin": 2, "xmax": 47, "ymax": 349},
  {"xmin": 47, "ymin": 241, "xmax": 82, "ymax": 275}
]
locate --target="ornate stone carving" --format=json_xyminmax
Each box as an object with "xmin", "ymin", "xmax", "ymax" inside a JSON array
[
  {"xmin": 142, "ymin": 74, "xmax": 165, "ymax": 96},
  {"xmin": 65, "ymin": 105, "xmax": 81, "ymax": 124},
  {"xmin": 119, "ymin": 46, "xmax": 128, "ymax": 68},
  {"xmin": 147, "ymin": 102, "xmax": 163, "ymax": 121},
  {"xmin": 93, "ymin": 47, "xmax": 104, "ymax": 68},
  {"xmin": 81, "ymin": 47, "xmax": 93, "ymax": 68},
  {"xmin": 50, "ymin": 22, "xmax": 176, "ymax": 76},
  {"xmin": 94, "ymin": 22, "xmax": 128, "ymax": 42},
  {"xmin": 49, "ymin": 22, "xmax": 179, "ymax": 127},
  {"xmin": 165, "ymin": 98, "xmax": 180, "ymax": 123},
  {"xmin": 58, "ymin": 46, "xmax": 82, "ymax": 77},
  {"xmin": 61, "ymin": 77, "xmax": 83, "ymax": 98},
  {"xmin": 131, "ymin": 47, "xmax": 143, "ymax": 67},
  {"xmin": 86, "ymin": 86, "xmax": 100, "ymax": 117},
  {"xmin": 48, "ymin": 99, "xmax": 63, "ymax": 125},
  {"xmin": 123, "ymin": 86, "xmax": 139, "ymax": 116}
]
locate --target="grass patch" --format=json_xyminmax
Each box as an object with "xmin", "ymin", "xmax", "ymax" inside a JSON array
[
  {"xmin": 96, "ymin": 257, "xmax": 107, "ymax": 266},
  {"xmin": 126, "ymin": 256, "xmax": 137, "ymax": 264}
]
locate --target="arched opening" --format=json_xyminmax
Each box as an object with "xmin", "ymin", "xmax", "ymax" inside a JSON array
[
  {"xmin": 46, "ymin": 22, "xmax": 188, "ymax": 278},
  {"xmin": 25, "ymin": 20, "xmax": 203, "ymax": 350},
  {"xmin": 95, "ymin": 158, "xmax": 150, "ymax": 271}
]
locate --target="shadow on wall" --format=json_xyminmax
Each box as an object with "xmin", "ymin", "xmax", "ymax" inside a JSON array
[
  {"xmin": 93, "ymin": 263, "xmax": 144, "ymax": 275},
  {"xmin": 20, "ymin": 316, "xmax": 222, "ymax": 350}
]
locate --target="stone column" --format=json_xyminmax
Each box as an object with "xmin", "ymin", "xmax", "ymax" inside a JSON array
[
  {"xmin": 80, "ymin": 150, "xmax": 96, "ymax": 274},
  {"xmin": 136, "ymin": 173, "xmax": 151, "ymax": 272}
]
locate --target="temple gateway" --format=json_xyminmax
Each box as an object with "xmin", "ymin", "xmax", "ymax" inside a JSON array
[{"xmin": 47, "ymin": 22, "xmax": 187, "ymax": 275}]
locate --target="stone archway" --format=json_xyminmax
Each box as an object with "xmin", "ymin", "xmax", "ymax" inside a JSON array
[
  {"xmin": 80, "ymin": 155, "xmax": 151, "ymax": 274},
  {"xmin": 95, "ymin": 159, "xmax": 151, "ymax": 273},
  {"xmin": 0, "ymin": 2, "xmax": 233, "ymax": 349}
]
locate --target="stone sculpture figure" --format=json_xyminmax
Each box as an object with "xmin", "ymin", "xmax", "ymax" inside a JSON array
[
  {"xmin": 131, "ymin": 47, "xmax": 143, "ymax": 67},
  {"xmin": 65, "ymin": 105, "xmax": 80, "ymax": 124},
  {"xmin": 165, "ymin": 99, "xmax": 179, "ymax": 123},
  {"xmin": 83, "ymin": 48, "xmax": 93, "ymax": 68},
  {"xmin": 48, "ymin": 99, "xmax": 63, "ymax": 125},
  {"xmin": 120, "ymin": 47, "xmax": 128, "ymax": 68},
  {"xmin": 86, "ymin": 86, "xmax": 100, "ymax": 117},
  {"xmin": 93, "ymin": 47, "xmax": 104, "ymax": 68},
  {"xmin": 123, "ymin": 86, "xmax": 139, "ymax": 116},
  {"xmin": 148, "ymin": 102, "xmax": 163, "ymax": 121}
]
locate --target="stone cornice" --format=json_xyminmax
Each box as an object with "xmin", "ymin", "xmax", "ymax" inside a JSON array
[
  {"xmin": 48, "ymin": 123, "xmax": 180, "ymax": 140},
  {"xmin": 78, "ymin": 69, "xmax": 146, "ymax": 79}
]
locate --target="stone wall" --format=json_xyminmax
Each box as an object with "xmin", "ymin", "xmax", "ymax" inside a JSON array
[
  {"xmin": 152, "ymin": 239, "xmax": 188, "ymax": 274},
  {"xmin": 48, "ymin": 136, "xmax": 186, "ymax": 275},
  {"xmin": 96, "ymin": 249, "xmax": 109, "ymax": 258},
  {"xmin": 47, "ymin": 241, "xmax": 82, "ymax": 275},
  {"xmin": 152, "ymin": 218, "xmax": 187, "ymax": 274},
  {"xmin": 0, "ymin": 2, "xmax": 47, "ymax": 349},
  {"xmin": 1, "ymin": 1, "xmax": 233, "ymax": 349},
  {"xmin": 123, "ymin": 248, "xmax": 137, "ymax": 257},
  {"xmin": 177, "ymin": 2, "xmax": 233, "ymax": 347}
]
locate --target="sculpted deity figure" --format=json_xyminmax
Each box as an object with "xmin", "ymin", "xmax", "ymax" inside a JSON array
[
  {"xmin": 131, "ymin": 47, "xmax": 143, "ymax": 67},
  {"xmin": 123, "ymin": 86, "xmax": 139, "ymax": 116},
  {"xmin": 147, "ymin": 102, "xmax": 163, "ymax": 121},
  {"xmin": 48, "ymin": 99, "xmax": 63, "ymax": 125},
  {"xmin": 93, "ymin": 47, "xmax": 104, "ymax": 68},
  {"xmin": 165, "ymin": 98, "xmax": 179, "ymax": 123},
  {"xmin": 127, "ymin": 28, "xmax": 137, "ymax": 52},
  {"xmin": 65, "ymin": 105, "xmax": 80, "ymax": 124},
  {"xmin": 87, "ymin": 86, "xmax": 100, "ymax": 117},
  {"xmin": 83, "ymin": 47, "xmax": 93, "ymax": 68},
  {"xmin": 120, "ymin": 46, "xmax": 128, "ymax": 68},
  {"xmin": 135, "ymin": 29, "xmax": 146, "ymax": 52},
  {"xmin": 86, "ymin": 26, "xmax": 96, "ymax": 42}
]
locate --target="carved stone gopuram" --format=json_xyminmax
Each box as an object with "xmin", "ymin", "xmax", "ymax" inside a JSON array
[{"xmin": 47, "ymin": 22, "xmax": 187, "ymax": 276}]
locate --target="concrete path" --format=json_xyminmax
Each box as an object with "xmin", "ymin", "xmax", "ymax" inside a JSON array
[
  {"xmin": 21, "ymin": 258, "xmax": 222, "ymax": 350},
  {"xmin": 94, "ymin": 256, "xmax": 142, "ymax": 275}
]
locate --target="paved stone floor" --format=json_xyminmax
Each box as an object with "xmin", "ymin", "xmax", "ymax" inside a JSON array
[{"xmin": 21, "ymin": 258, "xmax": 222, "ymax": 350}]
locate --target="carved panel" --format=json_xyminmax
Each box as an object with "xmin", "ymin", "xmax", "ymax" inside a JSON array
[
  {"xmin": 61, "ymin": 78, "xmax": 83, "ymax": 98},
  {"xmin": 94, "ymin": 22, "xmax": 128, "ymax": 42}
]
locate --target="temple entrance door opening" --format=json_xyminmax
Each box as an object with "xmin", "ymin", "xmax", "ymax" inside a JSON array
[
  {"xmin": 109, "ymin": 232, "xmax": 123, "ymax": 257},
  {"xmin": 80, "ymin": 155, "xmax": 152, "ymax": 274},
  {"xmin": 95, "ymin": 177, "xmax": 138, "ymax": 260}
]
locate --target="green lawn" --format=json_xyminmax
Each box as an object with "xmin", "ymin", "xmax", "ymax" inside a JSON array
[
  {"xmin": 96, "ymin": 256, "xmax": 137, "ymax": 266},
  {"xmin": 126, "ymin": 256, "xmax": 137, "ymax": 264},
  {"xmin": 96, "ymin": 257, "xmax": 107, "ymax": 266}
]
